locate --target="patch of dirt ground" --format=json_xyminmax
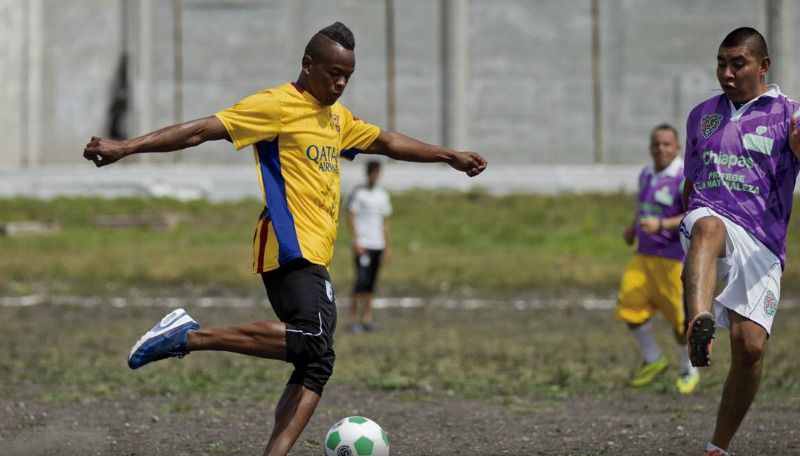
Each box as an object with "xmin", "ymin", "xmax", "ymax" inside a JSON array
[{"xmin": 2, "ymin": 384, "xmax": 798, "ymax": 455}]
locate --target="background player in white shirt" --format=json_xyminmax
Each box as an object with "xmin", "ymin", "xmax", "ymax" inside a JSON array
[{"xmin": 346, "ymin": 160, "xmax": 393, "ymax": 332}]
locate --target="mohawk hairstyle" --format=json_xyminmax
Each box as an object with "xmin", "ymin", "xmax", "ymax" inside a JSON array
[
  {"xmin": 720, "ymin": 27, "xmax": 769, "ymax": 60},
  {"xmin": 318, "ymin": 22, "xmax": 355, "ymax": 51}
]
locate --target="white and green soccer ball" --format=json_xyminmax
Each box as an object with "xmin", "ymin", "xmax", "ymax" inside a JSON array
[{"xmin": 323, "ymin": 416, "xmax": 390, "ymax": 456}]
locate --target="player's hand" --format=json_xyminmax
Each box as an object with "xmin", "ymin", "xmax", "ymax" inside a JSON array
[
  {"xmin": 790, "ymin": 116, "xmax": 800, "ymax": 159},
  {"xmin": 353, "ymin": 244, "xmax": 366, "ymax": 257},
  {"xmin": 450, "ymin": 151, "xmax": 487, "ymax": 177},
  {"xmin": 383, "ymin": 246, "xmax": 393, "ymax": 264},
  {"xmin": 639, "ymin": 217, "xmax": 661, "ymax": 235},
  {"xmin": 622, "ymin": 226, "xmax": 635, "ymax": 245},
  {"xmin": 83, "ymin": 136, "xmax": 130, "ymax": 167}
]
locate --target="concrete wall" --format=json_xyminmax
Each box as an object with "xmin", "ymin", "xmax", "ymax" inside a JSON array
[
  {"xmin": 601, "ymin": 0, "xmax": 768, "ymax": 163},
  {"xmin": 0, "ymin": 0, "xmax": 26, "ymax": 167},
  {"xmin": 1, "ymin": 0, "xmax": 796, "ymax": 169}
]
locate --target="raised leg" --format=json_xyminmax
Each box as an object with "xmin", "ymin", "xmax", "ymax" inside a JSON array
[
  {"xmin": 683, "ymin": 216, "xmax": 727, "ymax": 319},
  {"xmin": 187, "ymin": 320, "xmax": 287, "ymax": 360}
]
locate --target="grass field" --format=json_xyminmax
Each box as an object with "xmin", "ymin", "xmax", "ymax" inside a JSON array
[
  {"xmin": 3, "ymin": 303, "xmax": 800, "ymax": 404},
  {"xmin": 5, "ymin": 192, "xmax": 800, "ymax": 297},
  {"xmin": 3, "ymin": 194, "xmax": 800, "ymax": 454},
  {"xmin": 0, "ymin": 192, "xmax": 637, "ymax": 297}
]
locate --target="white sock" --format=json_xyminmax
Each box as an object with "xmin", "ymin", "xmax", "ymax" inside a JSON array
[
  {"xmin": 678, "ymin": 343, "xmax": 698, "ymax": 376},
  {"xmin": 705, "ymin": 442, "xmax": 728, "ymax": 455},
  {"xmin": 631, "ymin": 320, "xmax": 661, "ymax": 364}
]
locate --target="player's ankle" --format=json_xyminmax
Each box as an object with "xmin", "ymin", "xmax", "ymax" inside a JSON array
[{"xmin": 705, "ymin": 441, "xmax": 729, "ymax": 455}]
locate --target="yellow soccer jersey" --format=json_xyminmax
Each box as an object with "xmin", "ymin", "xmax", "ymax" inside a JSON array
[{"xmin": 215, "ymin": 82, "xmax": 381, "ymax": 273}]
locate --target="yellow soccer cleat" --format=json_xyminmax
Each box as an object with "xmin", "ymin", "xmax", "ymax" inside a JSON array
[
  {"xmin": 675, "ymin": 371, "xmax": 700, "ymax": 394},
  {"xmin": 630, "ymin": 355, "xmax": 669, "ymax": 387}
]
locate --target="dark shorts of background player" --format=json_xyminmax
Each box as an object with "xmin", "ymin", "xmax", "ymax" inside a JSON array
[
  {"xmin": 261, "ymin": 259, "xmax": 337, "ymax": 396},
  {"xmin": 353, "ymin": 249, "xmax": 384, "ymax": 293}
]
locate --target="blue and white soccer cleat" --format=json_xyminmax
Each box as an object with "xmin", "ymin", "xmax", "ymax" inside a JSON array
[{"xmin": 128, "ymin": 308, "xmax": 199, "ymax": 369}]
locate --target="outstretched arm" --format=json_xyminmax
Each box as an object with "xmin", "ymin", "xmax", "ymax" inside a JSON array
[
  {"xmin": 83, "ymin": 116, "xmax": 230, "ymax": 167},
  {"xmin": 365, "ymin": 131, "xmax": 487, "ymax": 177}
]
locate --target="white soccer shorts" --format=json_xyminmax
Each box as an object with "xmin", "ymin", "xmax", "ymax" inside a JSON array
[{"xmin": 680, "ymin": 207, "xmax": 781, "ymax": 334}]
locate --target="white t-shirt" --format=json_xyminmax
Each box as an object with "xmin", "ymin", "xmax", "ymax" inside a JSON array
[{"xmin": 347, "ymin": 185, "xmax": 392, "ymax": 250}]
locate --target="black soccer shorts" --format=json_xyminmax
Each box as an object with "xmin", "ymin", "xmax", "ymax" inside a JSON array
[{"xmin": 261, "ymin": 259, "xmax": 337, "ymax": 395}]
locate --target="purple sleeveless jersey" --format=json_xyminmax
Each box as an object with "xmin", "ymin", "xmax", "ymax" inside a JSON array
[
  {"xmin": 685, "ymin": 86, "xmax": 800, "ymax": 267},
  {"xmin": 636, "ymin": 158, "xmax": 685, "ymax": 261}
]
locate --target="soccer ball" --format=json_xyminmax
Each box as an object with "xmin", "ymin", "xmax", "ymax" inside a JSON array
[{"xmin": 323, "ymin": 416, "xmax": 390, "ymax": 456}]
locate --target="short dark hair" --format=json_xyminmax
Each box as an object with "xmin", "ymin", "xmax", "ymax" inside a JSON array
[
  {"xmin": 366, "ymin": 160, "xmax": 381, "ymax": 174},
  {"xmin": 720, "ymin": 27, "xmax": 769, "ymax": 60},
  {"xmin": 318, "ymin": 22, "xmax": 355, "ymax": 51},
  {"xmin": 651, "ymin": 123, "xmax": 679, "ymax": 143}
]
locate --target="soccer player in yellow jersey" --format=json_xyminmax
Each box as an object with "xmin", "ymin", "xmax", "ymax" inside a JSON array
[{"xmin": 83, "ymin": 22, "xmax": 487, "ymax": 456}]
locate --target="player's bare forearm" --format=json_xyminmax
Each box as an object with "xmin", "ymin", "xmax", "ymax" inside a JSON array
[
  {"xmin": 383, "ymin": 219, "xmax": 392, "ymax": 250},
  {"xmin": 660, "ymin": 214, "xmax": 684, "ymax": 232},
  {"xmin": 365, "ymin": 131, "xmax": 487, "ymax": 177},
  {"xmin": 682, "ymin": 178, "xmax": 694, "ymax": 212},
  {"xmin": 346, "ymin": 211, "xmax": 362, "ymax": 254},
  {"xmin": 623, "ymin": 215, "xmax": 637, "ymax": 245},
  {"xmin": 627, "ymin": 214, "xmax": 637, "ymax": 232},
  {"xmin": 83, "ymin": 116, "xmax": 229, "ymax": 167},
  {"xmin": 127, "ymin": 116, "xmax": 229, "ymax": 153},
  {"xmin": 367, "ymin": 131, "xmax": 451, "ymax": 162}
]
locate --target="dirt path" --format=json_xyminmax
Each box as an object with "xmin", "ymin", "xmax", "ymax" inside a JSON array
[{"xmin": 3, "ymin": 384, "xmax": 798, "ymax": 455}]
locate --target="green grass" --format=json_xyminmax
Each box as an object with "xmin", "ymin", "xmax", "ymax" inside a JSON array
[
  {"xmin": 4, "ymin": 192, "xmax": 800, "ymax": 297},
  {"xmin": 5, "ymin": 192, "xmax": 800, "ymax": 297},
  {"xmin": 0, "ymin": 192, "xmax": 642, "ymax": 297},
  {"xmin": 2, "ymin": 304, "xmax": 799, "ymax": 407}
]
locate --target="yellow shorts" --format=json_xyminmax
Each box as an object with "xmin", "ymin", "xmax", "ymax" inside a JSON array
[{"xmin": 616, "ymin": 253, "xmax": 684, "ymax": 334}]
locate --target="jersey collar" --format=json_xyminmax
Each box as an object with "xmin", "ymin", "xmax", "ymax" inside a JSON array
[
  {"xmin": 291, "ymin": 81, "xmax": 327, "ymax": 107},
  {"xmin": 725, "ymin": 84, "xmax": 781, "ymax": 121},
  {"xmin": 647, "ymin": 156, "xmax": 683, "ymax": 180}
]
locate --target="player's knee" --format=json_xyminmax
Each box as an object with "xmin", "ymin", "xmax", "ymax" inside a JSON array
[
  {"xmin": 290, "ymin": 350, "xmax": 335, "ymax": 395},
  {"xmin": 731, "ymin": 332, "xmax": 766, "ymax": 367},
  {"xmin": 691, "ymin": 216, "xmax": 725, "ymax": 241}
]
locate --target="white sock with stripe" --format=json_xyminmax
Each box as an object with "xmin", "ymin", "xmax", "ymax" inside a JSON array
[
  {"xmin": 678, "ymin": 343, "xmax": 698, "ymax": 376},
  {"xmin": 631, "ymin": 320, "xmax": 661, "ymax": 364},
  {"xmin": 705, "ymin": 442, "xmax": 728, "ymax": 455}
]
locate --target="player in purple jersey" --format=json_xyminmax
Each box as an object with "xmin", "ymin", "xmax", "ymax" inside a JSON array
[
  {"xmin": 680, "ymin": 27, "xmax": 800, "ymax": 455},
  {"xmin": 616, "ymin": 124, "xmax": 698, "ymax": 393}
]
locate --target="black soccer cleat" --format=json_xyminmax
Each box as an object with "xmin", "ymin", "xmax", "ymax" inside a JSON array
[{"xmin": 687, "ymin": 312, "xmax": 715, "ymax": 367}]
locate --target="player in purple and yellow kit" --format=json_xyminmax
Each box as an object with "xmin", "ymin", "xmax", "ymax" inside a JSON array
[
  {"xmin": 680, "ymin": 27, "xmax": 800, "ymax": 455},
  {"xmin": 83, "ymin": 22, "xmax": 487, "ymax": 456},
  {"xmin": 616, "ymin": 124, "xmax": 699, "ymax": 393}
]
